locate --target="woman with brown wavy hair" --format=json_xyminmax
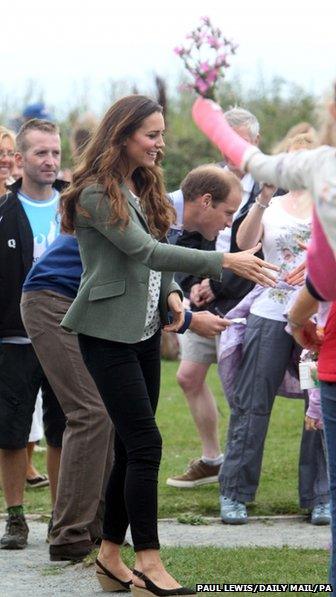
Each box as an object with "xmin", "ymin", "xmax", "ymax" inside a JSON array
[
  {"xmin": 59, "ymin": 94, "xmax": 237, "ymax": 596},
  {"xmin": 61, "ymin": 96, "xmax": 176, "ymax": 239}
]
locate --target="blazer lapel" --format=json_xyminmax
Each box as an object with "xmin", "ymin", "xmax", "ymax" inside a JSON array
[{"xmin": 121, "ymin": 183, "xmax": 149, "ymax": 231}]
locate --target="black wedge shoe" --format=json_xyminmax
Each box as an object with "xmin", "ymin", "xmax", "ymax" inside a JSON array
[
  {"xmin": 95, "ymin": 558, "xmax": 132, "ymax": 592},
  {"xmin": 131, "ymin": 569, "xmax": 196, "ymax": 597}
]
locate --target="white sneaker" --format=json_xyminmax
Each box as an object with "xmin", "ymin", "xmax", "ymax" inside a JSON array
[{"xmin": 220, "ymin": 496, "xmax": 248, "ymax": 525}]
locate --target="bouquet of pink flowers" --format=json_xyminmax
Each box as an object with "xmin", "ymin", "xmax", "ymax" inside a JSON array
[{"xmin": 174, "ymin": 16, "xmax": 237, "ymax": 100}]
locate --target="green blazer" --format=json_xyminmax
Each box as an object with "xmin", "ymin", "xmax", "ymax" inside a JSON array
[{"xmin": 61, "ymin": 184, "xmax": 223, "ymax": 343}]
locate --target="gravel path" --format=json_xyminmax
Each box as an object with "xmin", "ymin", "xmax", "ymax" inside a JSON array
[{"xmin": 0, "ymin": 516, "xmax": 330, "ymax": 596}]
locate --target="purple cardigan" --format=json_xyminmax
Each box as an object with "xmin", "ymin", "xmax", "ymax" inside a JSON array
[{"xmin": 217, "ymin": 284, "xmax": 304, "ymax": 402}]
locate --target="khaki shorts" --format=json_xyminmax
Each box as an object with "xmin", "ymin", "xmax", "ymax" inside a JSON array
[{"xmin": 179, "ymin": 328, "xmax": 219, "ymax": 364}]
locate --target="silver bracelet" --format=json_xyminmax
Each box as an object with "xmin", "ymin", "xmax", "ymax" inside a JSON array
[{"xmin": 255, "ymin": 197, "xmax": 269, "ymax": 209}]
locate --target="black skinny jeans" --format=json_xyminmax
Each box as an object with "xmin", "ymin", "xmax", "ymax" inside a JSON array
[{"xmin": 78, "ymin": 330, "xmax": 162, "ymax": 551}]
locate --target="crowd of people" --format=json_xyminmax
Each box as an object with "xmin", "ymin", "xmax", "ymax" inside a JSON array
[{"xmin": 0, "ymin": 83, "xmax": 335, "ymax": 595}]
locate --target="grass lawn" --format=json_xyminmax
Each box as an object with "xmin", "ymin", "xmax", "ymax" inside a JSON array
[
  {"xmin": 159, "ymin": 362, "xmax": 308, "ymax": 519},
  {"xmin": 0, "ymin": 360, "xmax": 330, "ymax": 593},
  {"xmin": 83, "ymin": 546, "xmax": 330, "ymax": 596},
  {"xmin": 0, "ymin": 360, "xmax": 310, "ymax": 517}
]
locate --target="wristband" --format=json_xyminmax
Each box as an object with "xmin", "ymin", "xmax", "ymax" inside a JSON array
[
  {"xmin": 167, "ymin": 309, "xmax": 192, "ymax": 334},
  {"xmin": 177, "ymin": 309, "xmax": 192, "ymax": 334}
]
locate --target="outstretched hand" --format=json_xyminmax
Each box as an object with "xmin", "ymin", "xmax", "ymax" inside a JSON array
[
  {"xmin": 223, "ymin": 243, "xmax": 279, "ymax": 287},
  {"xmin": 285, "ymin": 261, "xmax": 306, "ymax": 286},
  {"xmin": 286, "ymin": 241, "xmax": 307, "ymax": 286}
]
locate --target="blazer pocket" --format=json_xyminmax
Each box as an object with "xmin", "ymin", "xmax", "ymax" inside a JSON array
[{"xmin": 88, "ymin": 280, "xmax": 126, "ymax": 301}]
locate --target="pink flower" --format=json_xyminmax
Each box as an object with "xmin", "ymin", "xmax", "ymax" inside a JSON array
[
  {"xmin": 174, "ymin": 46, "xmax": 186, "ymax": 57},
  {"xmin": 205, "ymin": 68, "xmax": 219, "ymax": 85},
  {"xmin": 215, "ymin": 53, "xmax": 229, "ymax": 68},
  {"xmin": 206, "ymin": 35, "xmax": 222, "ymax": 49},
  {"xmin": 173, "ymin": 16, "xmax": 237, "ymax": 98},
  {"xmin": 198, "ymin": 61, "xmax": 211, "ymax": 74},
  {"xmin": 195, "ymin": 77, "xmax": 210, "ymax": 95}
]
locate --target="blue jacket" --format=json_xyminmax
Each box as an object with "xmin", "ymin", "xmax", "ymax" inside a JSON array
[{"xmin": 23, "ymin": 234, "xmax": 81, "ymax": 299}]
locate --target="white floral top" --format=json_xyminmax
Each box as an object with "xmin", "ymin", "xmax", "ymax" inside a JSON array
[
  {"xmin": 132, "ymin": 193, "xmax": 162, "ymax": 341},
  {"xmin": 250, "ymin": 197, "xmax": 311, "ymax": 322}
]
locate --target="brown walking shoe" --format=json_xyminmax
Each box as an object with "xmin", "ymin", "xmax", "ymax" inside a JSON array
[
  {"xmin": 0, "ymin": 513, "xmax": 29, "ymax": 549},
  {"xmin": 166, "ymin": 458, "xmax": 221, "ymax": 488},
  {"xmin": 49, "ymin": 539, "xmax": 94, "ymax": 561}
]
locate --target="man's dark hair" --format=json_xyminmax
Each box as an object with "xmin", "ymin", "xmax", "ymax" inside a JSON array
[{"xmin": 181, "ymin": 164, "xmax": 241, "ymax": 206}]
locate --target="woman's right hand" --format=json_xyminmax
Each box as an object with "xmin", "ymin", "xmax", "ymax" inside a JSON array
[
  {"xmin": 165, "ymin": 292, "xmax": 185, "ymax": 332},
  {"xmin": 222, "ymin": 243, "xmax": 279, "ymax": 287},
  {"xmin": 258, "ymin": 183, "xmax": 276, "ymax": 206}
]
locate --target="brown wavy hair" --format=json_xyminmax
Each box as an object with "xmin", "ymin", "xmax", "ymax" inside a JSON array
[{"xmin": 60, "ymin": 95, "xmax": 176, "ymax": 239}]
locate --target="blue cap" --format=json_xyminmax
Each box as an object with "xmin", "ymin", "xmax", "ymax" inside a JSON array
[{"xmin": 22, "ymin": 102, "xmax": 53, "ymax": 121}]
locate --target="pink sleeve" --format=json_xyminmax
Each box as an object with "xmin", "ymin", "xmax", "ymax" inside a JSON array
[
  {"xmin": 307, "ymin": 208, "xmax": 336, "ymax": 300},
  {"xmin": 192, "ymin": 97, "xmax": 257, "ymax": 168}
]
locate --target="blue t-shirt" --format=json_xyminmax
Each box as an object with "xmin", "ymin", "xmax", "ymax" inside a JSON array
[
  {"xmin": 2, "ymin": 189, "xmax": 60, "ymax": 344},
  {"xmin": 18, "ymin": 190, "xmax": 60, "ymax": 262}
]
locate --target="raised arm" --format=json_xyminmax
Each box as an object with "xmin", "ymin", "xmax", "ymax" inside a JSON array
[
  {"xmin": 192, "ymin": 96, "xmax": 316, "ymax": 189},
  {"xmin": 236, "ymin": 185, "xmax": 274, "ymax": 250},
  {"xmin": 192, "ymin": 96, "xmax": 336, "ymax": 251}
]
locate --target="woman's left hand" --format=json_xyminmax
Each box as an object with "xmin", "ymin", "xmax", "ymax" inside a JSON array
[{"xmin": 164, "ymin": 292, "xmax": 185, "ymax": 332}]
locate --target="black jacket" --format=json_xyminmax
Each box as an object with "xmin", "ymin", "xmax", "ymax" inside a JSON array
[
  {"xmin": 176, "ymin": 181, "xmax": 262, "ymax": 316},
  {"xmin": 0, "ymin": 179, "xmax": 66, "ymax": 337}
]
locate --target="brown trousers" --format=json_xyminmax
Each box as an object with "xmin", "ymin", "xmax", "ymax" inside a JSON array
[{"xmin": 21, "ymin": 290, "xmax": 114, "ymax": 546}]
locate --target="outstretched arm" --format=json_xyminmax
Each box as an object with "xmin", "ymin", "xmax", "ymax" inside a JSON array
[
  {"xmin": 192, "ymin": 96, "xmax": 317, "ymax": 190},
  {"xmin": 192, "ymin": 97, "xmax": 258, "ymax": 169},
  {"xmin": 79, "ymin": 188, "xmax": 279, "ymax": 286},
  {"xmin": 192, "ymin": 96, "xmax": 336, "ymax": 252}
]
